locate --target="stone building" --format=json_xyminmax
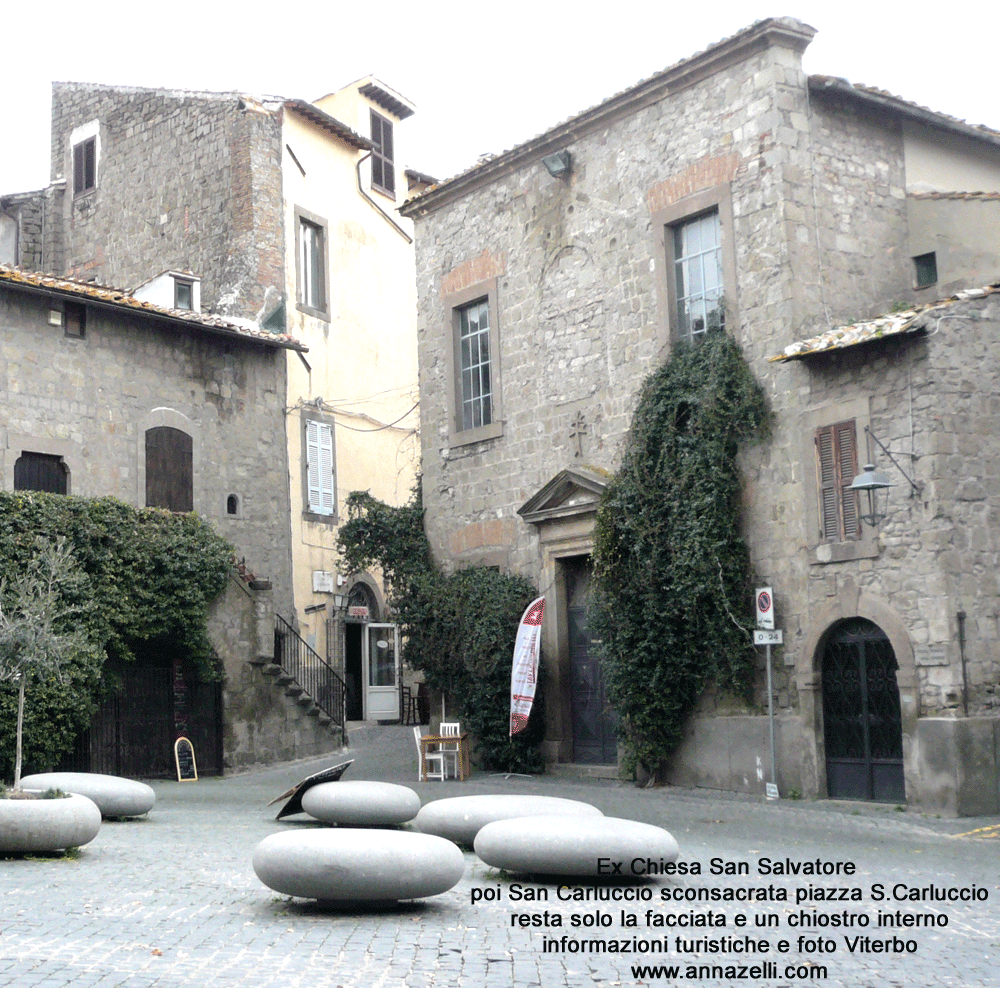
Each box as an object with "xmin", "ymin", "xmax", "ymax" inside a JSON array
[
  {"xmin": 4, "ymin": 77, "xmax": 428, "ymax": 723},
  {"xmin": 0, "ymin": 265, "xmax": 340, "ymax": 774},
  {"xmin": 400, "ymin": 17, "xmax": 1000, "ymax": 813}
]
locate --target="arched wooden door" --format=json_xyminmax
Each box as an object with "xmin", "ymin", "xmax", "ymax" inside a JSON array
[{"xmin": 821, "ymin": 618, "xmax": 905, "ymax": 802}]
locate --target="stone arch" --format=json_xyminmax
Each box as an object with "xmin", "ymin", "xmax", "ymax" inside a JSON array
[{"xmin": 798, "ymin": 578, "xmax": 917, "ymax": 801}]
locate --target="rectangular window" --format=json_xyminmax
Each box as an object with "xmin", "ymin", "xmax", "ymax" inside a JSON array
[
  {"xmin": 815, "ymin": 421, "xmax": 861, "ymax": 542},
  {"xmin": 73, "ymin": 137, "xmax": 97, "ymax": 196},
  {"xmin": 370, "ymin": 111, "xmax": 395, "ymax": 197},
  {"xmin": 305, "ymin": 419, "xmax": 336, "ymax": 518},
  {"xmin": 295, "ymin": 206, "xmax": 329, "ymax": 319},
  {"xmin": 674, "ymin": 210, "xmax": 724, "ymax": 341},
  {"xmin": 174, "ymin": 278, "xmax": 193, "ymax": 311},
  {"xmin": 459, "ymin": 299, "xmax": 493, "ymax": 432},
  {"xmin": 64, "ymin": 301, "xmax": 86, "ymax": 338},
  {"xmin": 913, "ymin": 252, "xmax": 937, "ymax": 289}
]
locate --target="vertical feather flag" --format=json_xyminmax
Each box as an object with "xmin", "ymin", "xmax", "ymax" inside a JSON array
[{"xmin": 509, "ymin": 595, "xmax": 545, "ymax": 736}]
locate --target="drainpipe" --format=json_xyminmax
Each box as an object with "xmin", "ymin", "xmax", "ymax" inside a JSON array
[
  {"xmin": 355, "ymin": 153, "xmax": 413, "ymax": 244},
  {"xmin": 957, "ymin": 609, "xmax": 969, "ymax": 717}
]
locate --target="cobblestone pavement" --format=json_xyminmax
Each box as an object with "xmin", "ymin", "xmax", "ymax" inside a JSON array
[{"xmin": 1, "ymin": 727, "xmax": 998, "ymax": 988}]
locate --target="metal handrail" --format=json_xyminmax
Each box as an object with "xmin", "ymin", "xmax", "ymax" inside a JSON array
[{"xmin": 273, "ymin": 614, "xmax": 347, "ymax": 746}]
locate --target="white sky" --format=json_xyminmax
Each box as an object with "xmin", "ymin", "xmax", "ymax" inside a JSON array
[{"xmin": 2, "ymin": 1, "xmax": 998, "ymax": 196}]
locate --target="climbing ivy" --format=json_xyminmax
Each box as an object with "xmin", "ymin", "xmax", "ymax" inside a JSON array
[
  {"xmin": 0, "ymin": 492, "xmax": 234, "ymax": 777},
  {"xmin": 338, "ymin": 484, "xmax": 544, "ymax": 773},
  {"xmin": 590, "ymin": 331, "xmax": 770, "ymax": 777}
]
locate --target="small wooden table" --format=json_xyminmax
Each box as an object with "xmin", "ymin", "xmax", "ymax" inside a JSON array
[{"xmin": 419, "ymin": 733, "xmax": 471, "ymax": 781}]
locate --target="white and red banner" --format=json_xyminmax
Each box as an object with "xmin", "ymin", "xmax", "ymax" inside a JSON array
[{"xmin": 509, "ymin": 595, "xmax": 545, "ymax": 736}]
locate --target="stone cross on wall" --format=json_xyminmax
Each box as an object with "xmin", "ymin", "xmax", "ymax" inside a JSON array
[{"xmin": 569, "ymin": 412, "xmax": 588, "ymax": 458}]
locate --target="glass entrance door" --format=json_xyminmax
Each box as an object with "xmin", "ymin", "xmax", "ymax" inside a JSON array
[{"xmin": 363, "ymin": 623, "xmax": 400, "ymax": 720}]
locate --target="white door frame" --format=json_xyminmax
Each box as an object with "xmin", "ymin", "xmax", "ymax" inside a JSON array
[{"xmin": 363, "ymin": 623, "xmax": 400, "ymax": 720}]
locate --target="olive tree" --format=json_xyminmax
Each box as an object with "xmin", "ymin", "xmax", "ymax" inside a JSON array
[{"xmin": 0, "ymin": 539, "xmax": 89, "ymax": 788}]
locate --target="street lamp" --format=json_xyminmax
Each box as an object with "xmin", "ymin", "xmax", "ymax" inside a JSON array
[{"xmin": 850, "ymin": 463, "xmax": 893, "ymax": 528}]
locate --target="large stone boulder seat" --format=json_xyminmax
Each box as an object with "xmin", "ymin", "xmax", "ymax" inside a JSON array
[
  {"xmin": 300, "ymin": 780, "xmax": 420, "ymax": 826},
  {"xmin": 252, "ymin": 829, "xmax": 466, "ymax": 902},
  {"xmin": 19, "ymin": 772, "xmax": 155, "ymax": 819},
  {"xmin": 474, "ymin": 814, "xmax": 679, "ymax": 876},
  {"xmin": 413, "ymin": 794, "xmax": 603, "ymax": 846}
]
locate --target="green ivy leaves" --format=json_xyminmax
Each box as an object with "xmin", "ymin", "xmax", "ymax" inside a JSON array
[{"xmin": 591, "ymin": 332, "xmax": 770, "ymax": 776}]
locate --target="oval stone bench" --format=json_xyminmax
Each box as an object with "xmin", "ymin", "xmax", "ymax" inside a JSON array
[
  {"xmin": 413, "ymin": 794, "xmax": 603, "ymax": 846},
  {"xmin": 474, "ymin": 815, "xmax": 679, "ymax": 876},
  {"xmin": 0, "ymin": 792, "xmax": 102, "ymax": 854},
  {"xmin": 301, "ymin": 781, "xmax": 420, "ymax": 826},
  {"xmin": 253, "ymin": 829, "xmax": 466, "ymax": 902},
  {"xmin": 19, "ymin": 772, "xmax": 155, "ymax": 819}
]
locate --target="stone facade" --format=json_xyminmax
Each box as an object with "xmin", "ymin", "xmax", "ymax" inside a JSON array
[
  {"xmin": 26, "ymin": 80, "xmax": 423, "ymax": 722},
  {"xmin": 402, "ymin": 17, "xmax": 1000, "ymax": 813},
  {"xmin": 0, "ymin": 268, "xmax": 325, "ymax": 772}
]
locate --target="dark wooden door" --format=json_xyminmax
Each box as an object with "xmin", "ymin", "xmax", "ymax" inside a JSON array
[
  {"xmin": 822, "ymin": 619, "xmax": 905, "ymax": 802},
  {"xmin": 566, "ymin": 556, "xmax": 617, "ymax": 764}
]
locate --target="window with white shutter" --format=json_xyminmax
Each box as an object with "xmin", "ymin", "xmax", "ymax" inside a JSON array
[{"xmin": 305, "ymin": 419, "xmax": 336, "ymax": 518}]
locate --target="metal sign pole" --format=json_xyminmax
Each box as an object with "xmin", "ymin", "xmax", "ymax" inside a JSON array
[{"xmin": 765, "ymin": 643, "xmax": 776, "ymax": 791}]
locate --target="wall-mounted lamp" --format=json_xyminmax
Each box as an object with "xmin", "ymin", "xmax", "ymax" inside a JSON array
[
  {"xmin": 332, "ymin": 592, "xmax": 348, "ymax": 611},
  {"xmin": 542, "ymin": 150, "xmax": 572, "ymax": 178},
  {"xmin": 850, "ymin": 464, "xmax": 893, "ymax": 528}
]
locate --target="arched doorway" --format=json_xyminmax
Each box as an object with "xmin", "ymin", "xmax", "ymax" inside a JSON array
[{"xmin": 821, "ymin": 618, "xmax": 905, "ymax": 802}]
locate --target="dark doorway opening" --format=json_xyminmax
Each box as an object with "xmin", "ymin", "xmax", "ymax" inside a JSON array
[
  {"xmin": 345, "ymin": 623, "xmax": 363, "ymax": 720},
  {"xmin": 822, "ymin": 618, "xmax": 905, "ymax": 802}
]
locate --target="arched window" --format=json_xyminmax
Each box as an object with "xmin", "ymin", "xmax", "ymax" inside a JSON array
[
  {"xmin": 14, "ymin": 452, "xmax": 68, "ymax": 494},
  {"xmin": 145, "ymin": 426, "xmax": 193, "ymax": 511}
]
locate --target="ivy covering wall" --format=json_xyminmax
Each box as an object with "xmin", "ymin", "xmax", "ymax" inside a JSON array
[
  {"xmin": 0, "ymin": 492, "xmax": 233, "ymax": 776},
  {"xmin": 590, "ymin": 332, "xmax": 770, "ymax": 776},
  {"xmin": 338, "ymin": 485, "xmax": 544, "ymax": 773}
]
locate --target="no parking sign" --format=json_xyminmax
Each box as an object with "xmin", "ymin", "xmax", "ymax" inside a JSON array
[{"xmin": 755, "ymin": 587, "xmax": 774, "ymax": 629}]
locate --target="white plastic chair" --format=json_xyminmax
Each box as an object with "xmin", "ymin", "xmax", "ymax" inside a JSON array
[
  {"xmin": 414, "ymin": 725, "xmax": 445, "ymax": 782},
  {"xmin": 440, "ymin": 721, "xmax": 462, "ymax": 780}
]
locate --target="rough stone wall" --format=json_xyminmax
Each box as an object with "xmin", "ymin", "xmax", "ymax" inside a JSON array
[
  {"xmin": 49, "ymin": 83, "xmax": 284, "ymax": 321},
  {"xmin": 799, "ymin": 295, "xmax": 1000, "ymax": 719},
  {"xmin": 208, "ymin": 576, "xmax": 342, "ymax": 772},
  {"xmin": 0, "ymin": 286, "xmax": 293, "ymax": 614}
]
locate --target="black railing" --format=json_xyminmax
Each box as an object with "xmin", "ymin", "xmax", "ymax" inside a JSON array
[{"xmin": 274, "ymin": 615, "xmax": 347, "ymax": 746}]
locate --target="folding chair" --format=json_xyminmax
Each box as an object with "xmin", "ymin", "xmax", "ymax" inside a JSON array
[{"xmin": 414, "ymin": 725, "xmax": 445, "ymax": 781}]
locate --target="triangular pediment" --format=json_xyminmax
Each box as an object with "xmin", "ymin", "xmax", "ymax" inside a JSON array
[{"xmin": 517, "ymin": 467, "xmax": 609, "ymax": 525}]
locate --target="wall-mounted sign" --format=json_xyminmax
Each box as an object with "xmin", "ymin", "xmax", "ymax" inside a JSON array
[
  {"xmin": 312, "ymin": 570, "xmax": 335, "ymax": 593},
  {"xmin": 348, "ymin": 606, "xmax": 369, "ymax": 620}
]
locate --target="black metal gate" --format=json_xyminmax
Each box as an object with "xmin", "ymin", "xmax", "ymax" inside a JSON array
[
  {"xmin": 59, "ymin": 658, "xmax": 222, "ymax": 778},
  {"xmin": 822, "ymin": 618, "xmax": 905, "ymax": 802},
  {"xmin": 566, "ymin": 556, "xmax": 617, "ymax": 764}
]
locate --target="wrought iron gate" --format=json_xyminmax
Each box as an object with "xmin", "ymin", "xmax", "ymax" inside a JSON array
[
  {"xmin": 566, "ymin": 556, "xmax": 617, "ymax": 764},
  {"xmin": 821, "ymin": 618, "xmax": 905, "ymax": 802},
  {"xmin": 59, "ymin": 658, "xmax": 222, "ymax": 778}
]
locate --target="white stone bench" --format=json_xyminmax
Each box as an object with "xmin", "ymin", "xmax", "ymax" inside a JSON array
[
  {"xmin": 19, "ymin": 772, "xmax": 155, "ymax": 819},
  {"xmin": 252, "ymin": 829, "xmax": 466, "ymax": 902},
  {"xmin": 413, "ymin": 794, "xmax": 603, "ymax": 846},
  {"xmin": 301, "ymin": 781, "xmax": 420, "ymax": 826},
  {"xmin": 474, "ymin": 814, "xmax": 679, "ymax": 876}
]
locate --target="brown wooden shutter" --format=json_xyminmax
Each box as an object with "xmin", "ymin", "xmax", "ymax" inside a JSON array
[
  {"xmin": 815, "ymin": 420, "xmax": 860, "ymax": 542},
  {"xmin": 14, "ymin": 453, "xmax": 68, "ymax": 494},
  {"xmin": 146, "ymin": 427, "xmax": 193, "ymax": 511}
]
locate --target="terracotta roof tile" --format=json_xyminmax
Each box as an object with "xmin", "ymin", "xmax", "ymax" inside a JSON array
[{"xmin": 0, "ymin": 265, "xmax": 307, "ymax": 352}]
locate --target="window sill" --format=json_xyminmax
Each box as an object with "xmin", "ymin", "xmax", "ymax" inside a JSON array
[
  {"xmin": 448, "ymin": 421, "xmax": 504, "ymax": 449},
  {"xmin": 302, "ymin": 510, "xmax": 338, "ymax": 526},
  {"xmin": 810, "ymin": 540, "xmax": 879, "ymax": 564},
  {"xmin": 371, "ymin": 183, "xmax": 396, "ymax": 203},
  {"xmin": 295, "ymin": 301, "xmax": 331, "ymax": 322}
]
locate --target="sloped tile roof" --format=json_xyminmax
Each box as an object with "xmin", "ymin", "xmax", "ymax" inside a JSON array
[
  {"xmin": 769, "ymin": 285, "xmax": 1000, "ymax": 362},
  {"xmin": 0, "ymin": 265, "xmax": 307, "ymax": 352}
]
